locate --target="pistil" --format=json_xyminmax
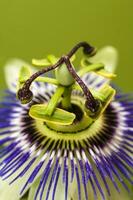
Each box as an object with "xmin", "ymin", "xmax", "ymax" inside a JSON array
[{"xmin": 17, "ymin": 42, "xmax": 116, "ymax": 125}]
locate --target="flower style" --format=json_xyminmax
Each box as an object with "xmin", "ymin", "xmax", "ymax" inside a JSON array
[{"xmin": 0, "ymin": 42, "xmax": 132, "ymax": 200}]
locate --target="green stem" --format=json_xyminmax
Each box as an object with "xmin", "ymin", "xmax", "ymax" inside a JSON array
[
  {"xmin": 78, "ymin": 63, "xmax": 104, "ymax": 76},
  {"xmin": 61, "ymin": 87, "xmax": 72, "ymax": 110},
  {"xmin": 44, "ymin": 86, "xmax": 65, "ymax": 116}
]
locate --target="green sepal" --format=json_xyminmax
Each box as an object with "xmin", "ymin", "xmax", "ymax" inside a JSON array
[
  {"xmin": 32, "ymin": 58, "xmax": 51, "ymax": 67},
  {"xmin": 29, "ymin": 104, "xmax": 76, "ymax": 125}
]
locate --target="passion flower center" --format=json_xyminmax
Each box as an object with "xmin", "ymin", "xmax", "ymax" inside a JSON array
[
  {"xmin": 35, "ymin": 98, "xmax": 104, "ymax": 140},
  {"xmin": 58, "ymin": 103, "xmax": 84, "ymax": 123},
  {"xmin": 18, "ymin": 41, "xmax": 116, "ymax": 130}
]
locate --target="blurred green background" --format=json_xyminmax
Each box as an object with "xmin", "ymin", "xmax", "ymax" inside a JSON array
[
  {"xmin": 0, "ymin": 1, "xmax": 132, "ymax": 199},
  {"xmin": 0, "ymin": 0, "xmax": 133, "ymax": 91}
]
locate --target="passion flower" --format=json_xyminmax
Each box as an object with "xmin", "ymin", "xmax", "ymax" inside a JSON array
[{"xmin": 0, "ymin": 42, "xmax": 132, "ymax": 200}]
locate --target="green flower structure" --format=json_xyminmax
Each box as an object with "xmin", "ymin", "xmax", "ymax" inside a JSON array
[{"xmin": 0, "ymin": 42, "xmax": 132, "ymax": 200}]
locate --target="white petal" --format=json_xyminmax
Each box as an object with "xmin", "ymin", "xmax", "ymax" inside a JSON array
[
  {"xmin": 4, "ymin": 59, "xmax": 33, "ymax": 92},
  {"xmin": 0, "ymin": 178, "xmax": 20, "ymax": 200},
  {"xmin": 90, "ymin": 46, "xmax": 118, "ymax": 73},
  {"xmin": 0, "ymin": 154, "xmax": 47, "ymax": 200}
]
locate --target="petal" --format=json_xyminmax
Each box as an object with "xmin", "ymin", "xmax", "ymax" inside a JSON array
[
  {"xmin": 28, "ymin": 177, "xmax": 40, "ymax": 200},
  {"xmin": 105, "ymin": 179, "xmax": 132, "ymax": 200},
  {"xmin": 89, "ymin": 46, "xmax": 118, "ymax": 73},
  {"xmin": 0, "ymin": 177, "xmax": 23, "ymax": 200},
  {"xmin": 0, "ymin": 73, "xmax": 132, "ymax": 200},
  {"xmin": 28, "ymin": 174, "xmax": 68, "ymax": 200},
  {"xmin": 4, "ymin": 59, "xmax": 33, "ymax": 92},
  {"xmin": 82, "ymin": 46, "xmax": 118, "ymax": 90},
  {"xmin": 0, "ymin": 155, "xmax": 46, "ymax": 200}
]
